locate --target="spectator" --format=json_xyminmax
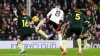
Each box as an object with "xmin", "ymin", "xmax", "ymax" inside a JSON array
[
  {"xmin": 31, "ymin": 35, "xmax": 35, "ymax": 40},
  {"xmin": 31, "ymin": 7, "xmax": 38, "ymax": 17},
  {"xmin": 11, "ymin": 29, "xmax": 18, "ymax": 40},
  {"xmin": 5, "ymin": 25, "xmax": 11, "ymax": 40},
  {"xmin": 2, "ymin": 20, "xmax": 8, "ymax": 31},
  {"xmin": 96, "ymin": 24, "xmax": 100, "ymax": 40},
  {"xmin": 0, "ymin": 0, "xmax": 100, "ymax": 40},
  {"xmin": 0, "ymin": 31, "xmax": 6, "ymax": 40},
  {"xmin": 98, "ymin": 1, "xmax": 100, "ymax": 8},
  {"xmin": 8, "ymin": 35, "xmax": 12, "ymax": 40},
  {"xmin": 37, "ymin": 36, "xmax": 41, "ymax": 40},
  {"xmin": 0, "ymin": 4, "xmax": 2, "ymax": 14}
]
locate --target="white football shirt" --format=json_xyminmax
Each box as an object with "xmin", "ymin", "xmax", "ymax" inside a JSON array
[{"xmin": 47, "ymin": 8, "xmax": 64, "ymax": 24}]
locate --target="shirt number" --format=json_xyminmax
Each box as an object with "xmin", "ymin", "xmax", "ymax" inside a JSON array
[
  {"xmin": 55, "ymin": 10, "xmax": 61, "ymax": 17},
  {"xmin": 75, "ymin": 13, "xmax": 80, "ymax": 20},
  {"xmin": 22, "ymin": 20, "xmax": 29, "ymax": 27}
]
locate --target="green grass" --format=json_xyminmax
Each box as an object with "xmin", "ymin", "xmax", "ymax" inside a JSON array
[{"xmin": 0, "ymin": 48, "xmax": 99, "ymax": 56}]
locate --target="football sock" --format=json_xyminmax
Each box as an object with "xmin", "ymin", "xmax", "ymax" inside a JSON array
[
  {"xmin": 38, "ymin": 29, "xmax": 48, "ymax": 38},
  {"xmin": 83, "ymin": 38, "xmax": 87, "ymax": 47},
  {"xmin": 77, "ymin": 38, "xmax": 82, "ymax": 52},
  {"xmin": 62, "ymin": 40, "xmax": 66, "ymax": 51},
  {"xmin": 37, "ymin": 19, "xmax": 45, "ymax": 28},
  {"xmin": 58, "ymin": 34, "xmax": 62, "ymax": 46},
  {"xmin": 18, "ymin": 43, "xmax": 24, "ymax": 51}
]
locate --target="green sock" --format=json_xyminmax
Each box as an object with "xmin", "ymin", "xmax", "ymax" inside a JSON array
[
  {"xmin": 18, "ymin": 43, "xmax": 24, "ymax": 51},
  {"xmin": 62, "ymin": 40, "xmax": 66, "ymax": 51},
  {"xmin": 77, "ymin": 38, "xmax": 82, "ymax": 52},
  {"xmin": 83, "ymin": 38, "xmax": 87, "ymax": 47}
]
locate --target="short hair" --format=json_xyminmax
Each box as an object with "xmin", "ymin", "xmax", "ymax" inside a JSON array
[
  {"xmin": 76, "ymin": 3, "xmax": 81, "ymax": 9},
  {"xmin": 56, "ymin": 3, "xmax": 60, "ymax": 6},
  {"xmin": 23, "ymin": 9, "xmax": 29, "ymax": 15}
]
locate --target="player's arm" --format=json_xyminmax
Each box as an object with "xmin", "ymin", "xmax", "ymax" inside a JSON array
[
  {"xmin": 92, "ymin": 17, "xmax": 97, "ymax": 27},
  {"xmin": 29, "ymin": 17, "xmax": 34, "ymax": 25},
  {"xmin": 82, "ymin": 14, "xmax": 89, "ymax": 24},
  {"xmin": 61, "ymin": 11, "xmax": 64, "ymax": 21},
  {"xmin": 82, "ymin": 14, "xmax": 90, "ymax": 27},
  {"xmin": 67, "ymin": 13, "xmax": 72, "ymax": 21},
  {"xmin": 47, "ymin": 9, "xmax": 53, "ymax": 19},
  {"xmin": 59, "ymin": 11, "xmax": 64, "ymax": 25},
  {"xmin": 29, "ymin": 21, "xmax": 34, "ymax": 25},
  {"xmin": 13, "ymin": 17, "xmax": 18, "ymax": 21},
  {"xmin": 88, "ymin": 17, "xmax": 94, "ymax": 27},
  {"xmin": 82, "ymin": 13, "xmax": 87, "ymax": 21},
  {"xmin": 13, "ymin": 8, "xmax": 18, "ymax": 17}
]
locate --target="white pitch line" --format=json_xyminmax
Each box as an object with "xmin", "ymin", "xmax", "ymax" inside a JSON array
[{"xmin": 0, "ymin": 54, "xmax": 57, "ymax": 56}]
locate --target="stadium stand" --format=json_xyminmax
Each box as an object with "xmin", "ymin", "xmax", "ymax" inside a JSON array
[{"xmin": 0, "ymin": 0, "xmax": 100, "ymax": 40}]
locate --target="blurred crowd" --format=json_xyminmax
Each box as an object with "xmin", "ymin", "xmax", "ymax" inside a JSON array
[{"xmin": 0, "ymin": 0, "xmax": 100, "ymax": 40}]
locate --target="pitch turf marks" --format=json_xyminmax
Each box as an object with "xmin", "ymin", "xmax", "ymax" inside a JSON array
[
  {"xmin": 0, "ymin": 48, "xmax": 99, "ymax": 56},
  {"xmin": 0, "ymin": 54, "xmax": 57, "ymax": 56}
]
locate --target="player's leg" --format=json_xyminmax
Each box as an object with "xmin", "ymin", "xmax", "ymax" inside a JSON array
[
  {"xmin": 61, "ymin": 39, "xmax": 67, "ymax": 56},
  {"xmin": 75, "ymin": 28, "xmax": 82, "ymax": 54},
  {"xmin": 31, "ymin": 27, "xmax": 50, "ymax": 40},
  {"xmin": 36, "ymin": 19, "xmax": 50, "ymax": 38},
  {"xmin": 58, "ymin": 31, "xmax": 63, "ymax": 51},
  {"xmin": 77, "ymin": 37, "xmax": 82, "ymax": 54},
  {"xmin": 37, "ymin": 19, "xmax": 46, "ymax": 28},
  {"xmin": 83, "ymin": 38, "xmax": 88, "ymax": 49},
  {"xmin": 81, "ymin": 27, "xmax": 89, "ymax": 49},
  {"xmin": 83, "ymin": 34, "xmax": 89, "ymax": 49},
  {"xmin": 48, "ymin": 20, "xmax": 63, "ymax": 49},
  {"xmin": 59, "ymin": 23, "xmax": 68, "ymax": 51},
  {"xmin": 61, "ymin": 28, "xmax": 72, "ymax": 56},
  {"xmin": 17, "ymin": 34, "xmax": 26, "ymax": 54},
  {"xmin": 51, "ymin": 21, "xmax": 63, "ymax": 48},
  {"xmin": 17, "ymin": 28, "xmax": 31, "ymax": 54},
  {"xmin": 47, "ymin": 20, "xmax": 64, "ymax": 51},
  {"xmin": 37, "ymin": 29, "xmax": 49, "ymax": 38}
]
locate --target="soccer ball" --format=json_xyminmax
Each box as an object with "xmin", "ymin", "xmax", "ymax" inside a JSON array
[{"xmin": 32, "ymin": 16, "xmax": 39, "ymax": 22}]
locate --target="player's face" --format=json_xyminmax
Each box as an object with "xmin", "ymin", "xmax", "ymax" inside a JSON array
[
  {"xmin": 77, "ymin": 8, "xmax": 81, "ymax": 11},
  {"xmin": 56, "ymin": 5, "xmax": 61, "ymax": 9},
  {"xmin": 87, "ymin": 11, "xmax": 91, "ymax": 16}
]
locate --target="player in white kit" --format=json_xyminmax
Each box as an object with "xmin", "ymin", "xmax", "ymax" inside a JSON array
[{"xmin": 36, "ymin": 3, "xmax": 64, "ymax": 48}]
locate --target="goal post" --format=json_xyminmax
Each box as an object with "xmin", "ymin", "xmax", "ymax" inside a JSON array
[{"xmin": 26, "ymin": 0, "xmax": 31, "ymax": 16}]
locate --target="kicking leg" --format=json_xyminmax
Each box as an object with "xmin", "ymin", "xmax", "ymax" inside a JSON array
[
  {"xmin": 35, "ymin": 19, "xmax": 51, "ymax": 39},
  {"xmin": 37, "ymin": 19, "xmax": 46, "ymax": 28},
  {"xmin": 38, "ymin": 29, "xmax": 48, "ymax": 38}
]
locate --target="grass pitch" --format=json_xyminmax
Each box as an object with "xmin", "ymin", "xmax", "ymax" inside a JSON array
[{"xmin": 0, "ymin": 48, "xmax": 99, "ymax": 56}]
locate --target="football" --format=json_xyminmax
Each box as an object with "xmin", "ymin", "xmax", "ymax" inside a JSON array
[{"xmin": 32, "ymin": 16, "xmax": 39, "ymax": 22}]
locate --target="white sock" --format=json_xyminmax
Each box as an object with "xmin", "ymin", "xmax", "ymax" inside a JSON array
[
  {"xmin": 37, "ymin": 19, "xmax": 45, "ymax": 28},
  {"xmin": 79, "ymin": 48, "xmax": 82, "ymax": 52},
  {"xmin": 58, "ymin": 34, "xmax": 62, "ymax": 46},
  {"xmin": 62, "ymin": 40, "xmax": 67, "ymax": 51},
  {"xmin": 58, "ymin": 34, "xmax": 64, "ymax": 50}
]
